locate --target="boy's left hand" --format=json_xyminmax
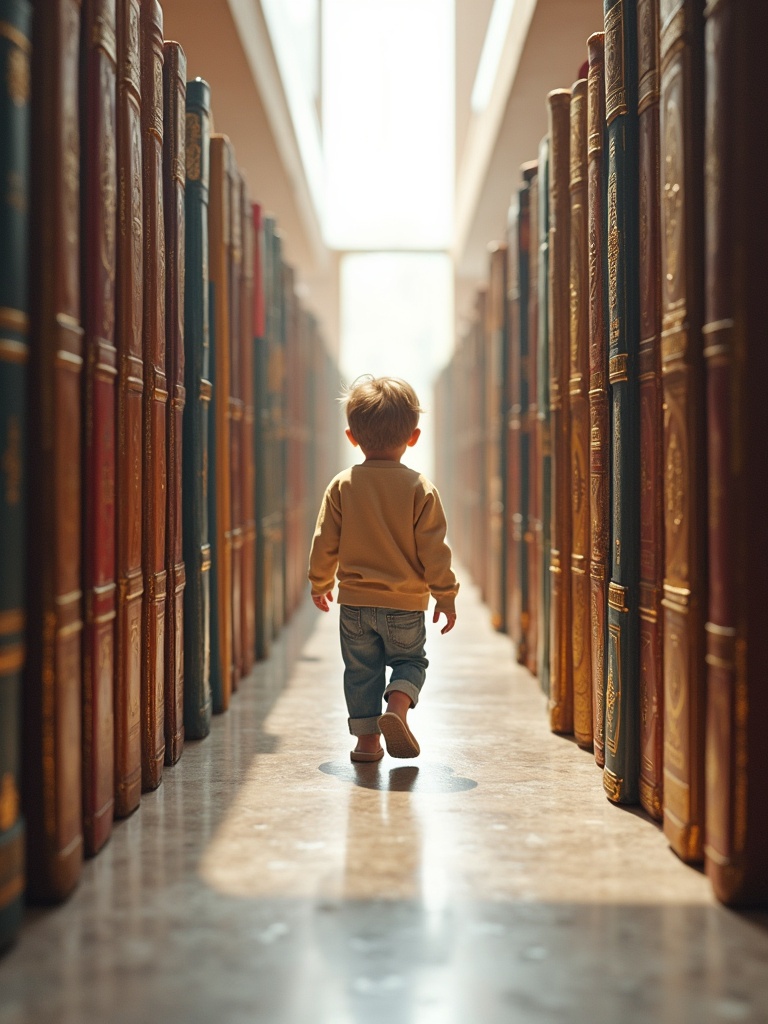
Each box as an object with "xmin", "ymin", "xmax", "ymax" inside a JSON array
[
  {"xmin": 433, "ymin": 608, "xmax": 457, "ymax": 635},
  {"xmin": 313, "ymin": 591, "xmax": 334, "ymax": 612}
]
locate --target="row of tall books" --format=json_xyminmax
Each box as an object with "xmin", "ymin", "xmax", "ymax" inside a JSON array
[
  {"xmin": 0, "ymin": 0, "xmax": 338, "ymax": 950},
  {"xmin": 436, "ymin": 0, "xmax": 768, "ymax": 907}
]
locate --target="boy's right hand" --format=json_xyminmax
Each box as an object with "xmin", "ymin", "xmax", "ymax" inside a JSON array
[{"xmin": 312, "ymin": 591, "xmax": 334, "ymax": 612}]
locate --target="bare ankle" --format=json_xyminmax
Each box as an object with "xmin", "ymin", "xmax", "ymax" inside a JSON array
[{"xmin": 386, "ymin": 690, "xmax": 412, "ymax": 721}]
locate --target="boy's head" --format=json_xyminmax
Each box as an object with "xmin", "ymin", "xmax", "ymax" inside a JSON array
[{"xmin": 344, "ymin": 376, "xmax": 424, "ymax": 453}]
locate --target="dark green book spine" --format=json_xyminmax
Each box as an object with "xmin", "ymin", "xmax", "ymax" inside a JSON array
[
  {"xmin": 536, "ymin": 135, "xmax": 551, "ymax": 696},
  {"xmin": 182, "ymin": 78, "xmax": 212, "ymax": 738},
  {"xmin": 517, "ymin": 178, "xmax": 531, "ymax": 663},
  {"xmin": 0, "ymin": 0, "xmax": 31, "ymax": 950},
  {"xmin": 603, "ymin": 0, "xmax": 641, "ymax": 804}
]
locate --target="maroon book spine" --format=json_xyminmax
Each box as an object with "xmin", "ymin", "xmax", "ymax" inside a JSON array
[
  {"xmin": 162, "ymin": 40, "xmax": 186, "ymax": 766},
  {"xmin": 587, "ymin": 33, "xmax": 608, "ymax": 767},
  {"xmin": 240, "ymin": 176, "xmax": 257, "ymax": 672},
  {"xmin": 139, "ymin": 0, "xmax": 166, "ymax": 790},
  {"xmin": 637, "ymin": 0, "xmax": 664, "ymax": 821},
  {"xmin": 80, "ymin": 0, "xmax": 117, "ymax": 856},
  {"xmin": 228, "ymin": 163, "xmax": 243, "ymax": 690},
  {"xmin": 23, "ymin": 0, "xmax": 85, "ymax": 900}
]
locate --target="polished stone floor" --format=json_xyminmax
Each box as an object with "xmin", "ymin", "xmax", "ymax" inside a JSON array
[{"xmin": 1, "ymin": 578, "xmax": 767, "ymax": 1024}]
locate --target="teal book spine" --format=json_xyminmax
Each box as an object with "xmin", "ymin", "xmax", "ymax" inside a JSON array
[
  {"xmin": 603, "ymin": 0, "xmax": 641, "ymax": 804},
  {"xmin": 182, "ymin": 78, "xmax": 212, "ymax": 738},
  {"xmin": 536, "ymin": 135, "xmax": 551, "ymax": 697},
  {"xmin": 0, "ymin": 0, "xmax": 31, "ymax": 949}
]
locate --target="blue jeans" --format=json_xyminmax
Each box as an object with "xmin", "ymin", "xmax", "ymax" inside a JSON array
[{"xmin": 339, "ymin": 605, "xmax": 429, "ymax": 736}]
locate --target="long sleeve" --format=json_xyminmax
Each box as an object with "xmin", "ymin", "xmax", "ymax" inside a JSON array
[
  {"xmin": 308, "ymin": 482, "xmax": 342, "ymax": 595},
  {"xmin": 414, "ymin": 488, "xmax": 459, "ymax": 613}
]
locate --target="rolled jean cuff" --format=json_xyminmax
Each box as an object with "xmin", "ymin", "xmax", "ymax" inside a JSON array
[
  {"xmin": 348, "ymin": 715, "xmax": 382, "ymax": 737},
  {"xmin": 384, "ymin": 679, "xmax": 422, "ymax": 710}
]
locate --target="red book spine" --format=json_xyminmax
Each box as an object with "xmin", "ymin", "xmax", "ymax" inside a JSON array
[
  {"xmin": 162, "ymin": 40, "xmax": 186, "ymax": 766},
  {"xmin": 139, "ymin": 0, "xmax": 166, "ymax": 790},
  {"xmin": 637, "ymin": 0, "xmax": 664, "ymax": 821},
  {"xmin": 80, "ymin": 0, "xmax": 117, "ymax": 856}
]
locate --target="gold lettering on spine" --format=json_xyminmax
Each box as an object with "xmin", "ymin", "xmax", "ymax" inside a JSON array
[{"xmin": 186, "ymin": 113, "xmax": 202, "ymax": 181}]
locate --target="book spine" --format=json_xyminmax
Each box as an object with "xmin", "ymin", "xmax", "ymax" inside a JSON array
[
  {"xmin": 113, "ymin": 0, "xmax": 142, "ymax": 818},
  {"xmin": 517, "ymin": 170, "xmax": 533, "ymax": 660},
  {"xmin": 525, "ymin": 165, "xmax": 540, "ymax": 676},
  {"xmin": 547, "ymin": 89, "xmax": 573, "ymax": 735},
  {"xmin": 587, "ymin": 32, "xmax": 609, "ymax": 767},
  {"xmin": 637, "ymin": 0, "xmax": 664, "ymax": 821},
  {"xmin": 162, "ymin": 41, "xmax": 186, "ymax": 766},
  {"xmin": 0, "ymin": 0, "xmax": 31, "ymax": 946},
  {"xmin": 24, "ymin": 0, "xmax": 85, "ymax": 900},
  {"xmin": 139, "ymin": 0, "xmax": 166, "ymax": 789},
  {"xmin": 182, "ymin": 77, "xmax": 212, "ymax": 740},
  {"xmin": 228, "ymin": 164, "xmax": 243, "ymax": 691},
  {"xmin": 208, "ymin": 134, "xmax": 233, "ymax": 712},
  {"xmin": 240, "ymin": 175, "xmax": 256, "ymax": 672},
  {"xmin": 80, "ymin": 0, "xmax": 117, "ymax": 856},
  {"xmin": 536, "ymin": 136, "xmax": 552, "ymax": 696},
  {"xmin": 568, "ymin": 78, "xmax": 593, "ymax": 750},
  {"xmin": 267, "ymin": 222, "xmax": 286, "ymax": 636},
  {"xmin": 486, "ymin": 244, "xmax": 508, "ymax": 635},
  {"xmin": 505, "ymin": 200, "xmax": 521, "ymax": 655},
  {"xmin": 704, "ymin": 0, "xmax": 768, "ymax": 905},
  {"xmin": 252, "ymin": 204, "xmax": 272, "ymax": 660},
  {"xmin": 603, "ymin": 0, "xmax": 641, "ymax": 805},
  {"xmin": 659, "ymin": 0, "xmax": 707, "ymax": 860}
]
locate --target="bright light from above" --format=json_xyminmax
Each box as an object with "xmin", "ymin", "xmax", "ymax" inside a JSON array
[
  {"xmin": 323, "ymin": 0, "xmax": 455, "ymax": 251},
  {"xmin": 471, "ymin": 0, "xmax": 517, "ymax": 113}
]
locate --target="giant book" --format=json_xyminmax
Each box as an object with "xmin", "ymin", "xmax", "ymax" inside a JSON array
[
  {"xmin": 505, "ymin": 202, "xmax": 521, "ymax": 654},
  {"xmin": 603, "ymin": 0, "xmax": 641, "ymax": 804},
  {"xmin": 536, "ymin": 136, "xmax": 551, "ymax": 696},
  {"xmin": 703, "ymin": 0, "xmax": 768, "ymax": 907},
  {"xmin": 23, "ymin": 0, "xmax": 84, "ymax": 900},
  {"xmin": 139, "ymin": 0, "xmax": 166, "ymax": 788},
  {"xmin": 568, "ymin": 78, "xmax": 592, "ymax": 750},
  {"xmin": 113, "ymin": 0, "xmax": 143, "ymax": 817},
  {"xmin": 0, "ymin": 0, "xmax": 31, "ymax": 947},
  {"xmin": 546, "ymin": 89, "xmax": 573, "ymax": 735},
  {"xmin": 162, "ymin": 40, "xmax": 186, "ymax": 766},
  {"xmin": 240, "ymin": 176, "xmax": 257, "ymax": 672},
  {"xmin": 486, "ymin": 244, "xmax": 507, "ymax": 634},
  {"xmin": 637, "ymin": 0, "xmax": 664, "ymax": 821},
  {"xmin": 228, "ymin": 163, "xmax": 243, "ymax": 690},
  {"xmin": 208, "ymin": 134, "xmax": 233, "ymax": 712},
  {"xmin": 182, "ymin": 77, "xmax": 212, "ymax": 739},
  {"xmin": 587, "ymin": 33, "xmax": 609, "ymax": 768},
  {"xmin": 660, "ymin": 0, "xmax": 706, "ymax": 860},
  {"xmin": 80, "ymin": 0, "xmax": 117, "ymax": 856},
  {"xmin": 524, "ymin": 163, "xmax": 540, "ymax": 676}
]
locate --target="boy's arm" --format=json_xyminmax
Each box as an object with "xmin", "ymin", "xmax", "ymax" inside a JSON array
[
  {"xmin": 308, "ymin": 483, "xmax": 342, "ymax": 602},
  {"xmin": 414, "ymin": 487, "xmax": 459, "ymax": 628}
]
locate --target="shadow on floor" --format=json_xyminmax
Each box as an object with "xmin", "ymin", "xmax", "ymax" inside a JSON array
[{"xmin": 318, "ymin": 759, "xmax": 478, "ymax": 793}]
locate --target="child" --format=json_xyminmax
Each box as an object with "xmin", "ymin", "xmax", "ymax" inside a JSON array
[{"xmin": 308, "ymin": 375, "xmax": 458, "ymax": 762}]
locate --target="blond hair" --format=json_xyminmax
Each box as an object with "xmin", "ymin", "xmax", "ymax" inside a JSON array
[{"xmin": 343, "ymin": 375, "xmax": 424, "ymax": 452}]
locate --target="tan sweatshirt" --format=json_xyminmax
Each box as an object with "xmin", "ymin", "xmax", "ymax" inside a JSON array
[{"xmin": 308, "ymin": 461, "xmax": 459, "ymax": 613}]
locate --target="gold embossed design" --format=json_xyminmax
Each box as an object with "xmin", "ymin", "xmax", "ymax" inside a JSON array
[
  {"xmin": 591, "ymin": 587, "xmax": 604, "ymax": 703},
  {"xmin": 604, "ymin": 766, "xmax": 623, "ymax": 801},
  {"xmin": 7, "ymin": 43, "xmax": 29, "ymax": 106},
  {"xmin": 127, "ymin": 2, "xmax": 140, "ymax": 92},
  {"xmin": 62, "ymin": 5, "xmax": 81, "ymax": 320},
  {"xmin": 638, "ymin": 0, "xmax": 660, "ymax": 110},
  {"xmin": 607, "ymin": 140, "xmax": 620, "ymax": 345},
  {"xmin": 663, "ymin": 625, "xmax": 685, "ymax": 773},
  {"xmin": 662, "ymin": 92, "xmax": 683, "ymax": 303},
  {"xmin": 0, "ymin": 772, "xmax": 19, "ymax": 831},
  {"xmin": 569, "ymin": 205, "xmax": 584, "ymax": 374},
  {"xmin": 610, "ymin": 353, "xmax": 628, "ymax": 382},
  {"xmin": 604, "ymin": 2, "xmax": 627, "ymax": 123},
  {"xmin": 665, "ymin": 416, "xmax": 685, "ymax": 575},
  {"xmin": 605, "ymin": 622, "xmax": 622, "ymax": 755},
  {"xmin": 2, "ymin": 414, "xmax": 22, "ymax": 505},
  {"xmin": 186, "ymin": 112, "xmax": 202, "ymax": 181},
  {"xmin": 101, "ymin": 62, "xmax": 117, "ymax": 340},
  {"xmin": 613, "ymin": 394, "xmax": 621, "ymax": 567}
]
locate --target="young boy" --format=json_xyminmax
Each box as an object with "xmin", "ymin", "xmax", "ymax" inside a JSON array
[{"xmin": 308, "ymin": 376, "xmax": 458, "ymax": 762}]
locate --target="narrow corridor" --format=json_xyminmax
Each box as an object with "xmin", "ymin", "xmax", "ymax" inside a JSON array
[{"xmin": 1, "ymin": 578, "xmax": 767, "ymax": 1024}]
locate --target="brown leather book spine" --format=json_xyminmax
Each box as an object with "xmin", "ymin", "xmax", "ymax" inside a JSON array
[
  {"xmin": 547, "ymin": 88, "xmax": 573, "ymax": 735},
  {"xmin": 80, "ymin": 0, "xmax": 117, "ymax": 856},
  {"xmin": 139, "ymin": 0, "xmax": 166, "ymax": 789},
  {"xmin": 486, "ymin": 243, "xmax": 507, "ymax": 635},
  {"xmin": 228, "ymin": 163, "xmax": 243, "ymax": 689},
  {"xmin": 113, "ymin": 0, "xmax": 143, "ymax": 817},
  {"xmin": 703, "ymin": 0, "xmax": 768, "ymax": 906},
  {"xmin": 209, "ymin": 134, "xmax": 233, "ymax": 712},
  {"xmin": 505, "ymin": 205, "xmax": 521, "ymax": 655},
  {"xmin": 162, "ymin": 40, "xmax": 186, "ymax": 766},
  {"xmin": 568, "ymin": 78, "xmax": 592, "ymax": 750},
  {"xmin": 240, "ymin": 175, "xmax": 257, "ymax": 672},
  {"xmin": 659, "ymin": 0, "xmax": 706, "ymax": 863},
  {"xmin": 587, "ymin": 32, "xmax": 608, "ymax": 768},
  {"xmin": 23, "ymin": 0, "xmax": 85, "ymax": 900},
  {"xmin": 637, "ymin": 0, "xmax": 664, "ymax": 821},
  {"xmin": 525, "ymin": 163, "xmax": 540, "ymax": 677}
]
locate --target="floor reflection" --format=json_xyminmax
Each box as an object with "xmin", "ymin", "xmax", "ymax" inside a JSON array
[{"xmin": 318, "ymin": 760, "xmax": 478, "ymax": 794}]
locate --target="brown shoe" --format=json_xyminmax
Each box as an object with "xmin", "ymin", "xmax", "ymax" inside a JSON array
[{"xmin": 378, "ymin": 712, "xmax": 420, "ymax": 759}]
